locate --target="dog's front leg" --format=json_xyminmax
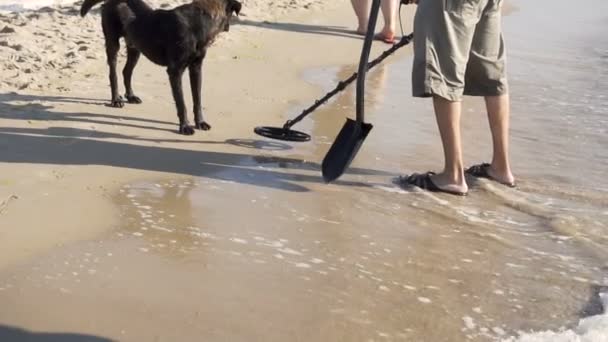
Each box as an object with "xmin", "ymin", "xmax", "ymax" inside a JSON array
[
  {"xmin": 189, "ymin": 57, "xmax": 210, "ymax": 131},
  {"xmin": 106, "ymin": 40, "xmax": 124, "ymax": 108},
  {"xmin": 167, "ymin": 66, "xmax": 195, "ymax": 135}
]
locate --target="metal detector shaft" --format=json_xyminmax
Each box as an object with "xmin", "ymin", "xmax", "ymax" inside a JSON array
[{"xmin": 283, "ymin": 34, "xmax": 413, "ymax": 130}]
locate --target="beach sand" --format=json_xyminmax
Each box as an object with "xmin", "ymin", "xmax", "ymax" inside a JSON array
[
  {"xmin": 0, "ymin": 0, "xmax": 398, "ymax": 269},
  {"xmin": 1, "ymin": 0, "xmax": 607, "ymax": 341}
]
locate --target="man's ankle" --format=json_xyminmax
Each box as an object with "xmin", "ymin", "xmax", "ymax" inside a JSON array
[
  {"xmin": 441, "ymin": 169, "xmax": 466, "ymax": 185},
  {"xmin": 490, "ymin": 160, "xmax": 511, "ymax": 175}
]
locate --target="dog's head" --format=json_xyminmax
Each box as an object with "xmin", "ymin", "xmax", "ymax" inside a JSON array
[{"xmin": 223, "ymin": 0, "xmax": 241, "ymax": 31}]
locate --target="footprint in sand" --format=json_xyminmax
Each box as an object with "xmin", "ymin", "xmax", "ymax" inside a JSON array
[
  {"xmin": 62, "ymin": 8, "xmax": 80, "ymax": 16},
  {"xmin": 0, "ymin": 40, "xmax": 23, "ymax": 51},
  {"xmin": 0, "ymin": 26, "xmax": 16, "ymax": 34},
  {"xmin": 38, "ymin": 7, "xmax": 55, "ymax": 14}
]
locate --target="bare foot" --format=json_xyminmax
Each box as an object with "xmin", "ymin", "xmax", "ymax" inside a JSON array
[
  {"xmin": 487, "ymin": 164, "xmax": 516, "ymax": 187},
  {"xmin": 375, "ymin": 29, "xmax": 396, "ymax": 44},
  {"xmin": 430, "ymin": 172, "xmax": 469, "ymax": 195},
  {"xmin": 398, "ymin": 172, "xmax": 468, "ymax": 196},
  {"xmin": 465, "ymin": 163, "xmax": 516, "ymax": 187}
]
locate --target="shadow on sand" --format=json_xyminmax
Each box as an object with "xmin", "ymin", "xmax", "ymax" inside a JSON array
[
  {"xmin": 0, "ymin": 324, "xmax": 114, "ymax": 342},
  {"xmin": 0, "ymin": 93, "xmax": 395, "ymax": 192}
]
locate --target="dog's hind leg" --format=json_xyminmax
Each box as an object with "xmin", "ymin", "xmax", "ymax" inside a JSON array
[
  {"xmin": 105, "ymin": 38, "xmax": 124, "ymax": 108},
  {"xmin": 189, "ymin": 57, "xmax": 211, "ymax": 131},
  {"xmin": 123, "ymin": 46, "xmax": 142, "ymax": 104},
  {"xmin": 167, "ymin": 66, "xmax": 195, "ymax": 135}
]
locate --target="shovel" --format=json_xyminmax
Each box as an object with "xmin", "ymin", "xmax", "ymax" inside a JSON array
[{"xmin": 321, "ymin": 0, "xmax": 380, "ymax": 183}]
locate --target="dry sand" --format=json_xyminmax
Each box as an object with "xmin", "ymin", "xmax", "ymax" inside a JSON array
[{"xmin": 0, "ymin": 0, "xmax": 332, "ymax": 92}]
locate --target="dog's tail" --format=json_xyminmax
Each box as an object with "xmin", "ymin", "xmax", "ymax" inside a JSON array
[{"xmin": 80, "ymin": 0, "xmax": 105, "ymax": 16}]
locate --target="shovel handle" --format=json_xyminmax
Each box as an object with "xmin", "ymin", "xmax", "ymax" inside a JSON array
[{"xmin": 356, "ymin": 0, "xmax": 381, "ymax": 124}]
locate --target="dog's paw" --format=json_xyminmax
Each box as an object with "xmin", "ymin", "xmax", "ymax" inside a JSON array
[
  {"xmin": 125, "ymin": 95, "xmax": 143, "ymax": 104},
  {"xmin": 195, "ymin": 121, "xmax": 212, "ymax": 131},
  {"xmin": 110, "ymin": 98, "xmax": 124, "ymax": 108},
  {"xmin": 179, "ymin": 124, "xmax": 196, "ymax": 135}
]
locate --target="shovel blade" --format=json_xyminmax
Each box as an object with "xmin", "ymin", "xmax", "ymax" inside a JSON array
[{"xmin": 321, "ymin": 118, "xmax": 373, "ymax": 183}]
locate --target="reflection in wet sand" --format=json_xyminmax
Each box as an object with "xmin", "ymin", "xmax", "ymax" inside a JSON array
[
  {"xmin": 118, "ymin": 180, "xmax": 204, "ymax": 259},
  {"xmin": 2, "ymin": 167, "xmax": 604, "ymax": 341}
]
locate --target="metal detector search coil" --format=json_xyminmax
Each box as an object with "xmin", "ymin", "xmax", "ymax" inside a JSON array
[{"xmin": 253, "ymin": 126, "xmax": 311, "ymax": 142}]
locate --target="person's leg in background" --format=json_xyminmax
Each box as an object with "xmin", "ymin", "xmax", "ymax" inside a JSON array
[
  {"xmin": 378, "ymin": 0, "xmax": 398, "ymax": 43},
  {"xmin": 352, "ymin": 0, "xmax": 399, "ymax": 43},
  {"xmin": 351, "ymin": 0, "xmax": 371, "ymax": 34}
]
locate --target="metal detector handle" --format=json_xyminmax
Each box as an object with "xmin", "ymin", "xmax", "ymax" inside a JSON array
[{"xmin": 356, "ymin": 0, "xmax": 381, "ymax": 124}]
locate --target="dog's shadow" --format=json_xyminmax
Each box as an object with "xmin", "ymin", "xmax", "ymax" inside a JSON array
[
  {"xmin": 0, "ymin": 92, "xmax": 290, "ymax": 149},
  {"xmin": 0, "ymin": 92, "xmax": 395, "ymax": 192},
  {"xmin": 0, "ymin": 324, "xmax": 113, "ymax": 342},
  {"xmin": 0, "ymin": 92, "xmax": 179, "ymax": 133}
]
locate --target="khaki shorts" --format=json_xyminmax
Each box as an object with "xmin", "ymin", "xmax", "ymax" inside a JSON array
[{"xmin": 412, "ymin": 0, "xmax": 508, "ymax": 101}]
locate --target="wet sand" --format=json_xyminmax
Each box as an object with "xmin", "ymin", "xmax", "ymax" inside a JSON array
[{"xmin": 1, "ymin": 0, "xmax": 608, "ymax": 341}]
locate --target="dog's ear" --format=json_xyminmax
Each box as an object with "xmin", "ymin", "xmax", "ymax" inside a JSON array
[{"xmin": 228, "ymin": 0, "xmax": 241, "ymax": 16}]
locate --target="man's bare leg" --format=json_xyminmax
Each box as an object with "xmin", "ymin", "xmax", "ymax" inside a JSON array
[
  {"xmin": 430, "ymin": 96, "xmax": 469, "ymax": 194},
  {"xmin": 484, "ymin": 94, "xmax": 515, "ymax": 185}
]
